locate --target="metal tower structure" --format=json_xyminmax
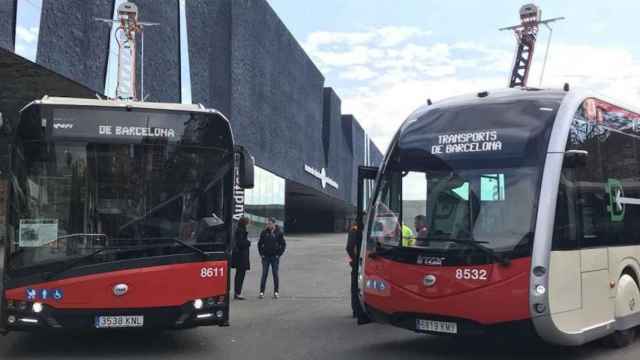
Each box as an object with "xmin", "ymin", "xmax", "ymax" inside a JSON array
[
  {"xmin": 500, "ymin": 4, "xmax": 564, "ymax": 88},
  {"xmin": 97, "ymin": 2, "xmax": 158, "ymax": 100}
]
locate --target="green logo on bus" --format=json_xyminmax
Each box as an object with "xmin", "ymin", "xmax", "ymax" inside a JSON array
[{"xmin": 606, "ymin": 178, "xmax": 625, "ymax": 222}]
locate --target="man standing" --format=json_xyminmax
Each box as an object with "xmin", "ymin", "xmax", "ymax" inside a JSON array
[{"xmin": 258, "ymin": 218, "xmax": 286, "ymax": 299}]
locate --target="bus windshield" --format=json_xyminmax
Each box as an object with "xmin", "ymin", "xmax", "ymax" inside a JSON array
[
  {"xmin": 370, "ymin": 166, "xmax": 538, "ymax": 253},
  {"xmin": 368, "ymin": 94, "xmax": 563, "ymax": 259},
  {"xmin": 8, "ymin": 107, "xmax": 233, "ymax": 274}
]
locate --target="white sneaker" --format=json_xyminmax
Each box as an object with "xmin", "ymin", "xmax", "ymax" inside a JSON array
[
  {"xmin": 259, "ymin": 292, "xmax": 264, "ymax": 299},
  {"xmin": 273, "ymin": 292, "xmax": 279, "ymax": 299}
]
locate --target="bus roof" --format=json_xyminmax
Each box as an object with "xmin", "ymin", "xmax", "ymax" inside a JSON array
[
  {"xmin": 418, "ymin": 87, "xmax": 640, "ymax": 116},
  {"xmin": 20, "ymin": 96, "xmax": 229, "ymax": 121},
  {"xmin": 397, "ymin": 86, "xmax": 640, "ymax": 155},
  {"xmin": 420, "ymin": 87, "xmax": 566, "ymax": 112}
]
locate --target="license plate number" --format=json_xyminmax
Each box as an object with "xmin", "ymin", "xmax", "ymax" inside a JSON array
[
  {"xmin": 95, "ymin": 316, "xmax": 144, "ymax": 328},
  {"xmin": 416, "ymin": 319, "xmax": 458, "ymax": 334}
]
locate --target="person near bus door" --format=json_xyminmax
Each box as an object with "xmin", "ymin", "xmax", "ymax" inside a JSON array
[
  {"xmin": 347, "ymin": 219, "xmax": 371, "ymax": 324},
  {"xmin": 401, "ymin": 224, "xmax": 415, "ymax": 247},
  {"xmin": 414, "ymin": 215, "xmax": 429, "ymax": 247},
  {"xmin": 346, "ymin": 221, "xmax": 359, "ymax": 317},
  {"xmin": 231, "ymin": 216, "xmax": 251, "ymax": 300},
  {"xmin": 258, "ymin": 218, "xmax": 286, "ymax": 299}
]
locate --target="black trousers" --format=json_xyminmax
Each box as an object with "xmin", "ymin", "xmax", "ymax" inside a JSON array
[
  {"xmin": 350, "ymin": 261, "xmax": 359, "ymax": 316},
  {"xmin": 234, "ymin": 269, "xmax": 247, "ymax": 296}
]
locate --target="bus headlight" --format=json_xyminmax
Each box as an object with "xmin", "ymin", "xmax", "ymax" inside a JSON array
[
  {"xmin": 193, "ymin": 299, "xmax": 204, "ymax": 310},
  {"xmin": 535, "ymin": 285, "xmax": 546, "ymax": 295},
  {"xmin": 533, "ymin": 266, "xmax": 546, "ymax": 276},
  {"xmin": 32, "ymin": 302, "xmax": 43, "ymax": 314}
]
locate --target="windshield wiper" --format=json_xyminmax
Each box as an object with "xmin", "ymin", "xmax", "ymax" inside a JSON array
[
  {"xmin": 369, "ymin": 246, "xmax": 395, "ymax": 258},
  {"xmin": 45, "ymin": 238, "xmax": 208, "ymax": 280},
  {"xmin": 45, "ymin": 247, "xmax": 113, "ymax": 281},
  {"xmin": 110, "ymin": 237, "xmax": 209, "ymax": 260},
  {"xmin": 169, "ymin": 238, "xmax": 208, "ymax": 260},
  {"xmin": 419, "ymin": 237, "xmax": 511, "ymax": 266}
]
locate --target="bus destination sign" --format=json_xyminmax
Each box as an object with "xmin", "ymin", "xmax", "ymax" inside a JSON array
[{"xmin": 431, "ymin": 130, "xmax": 502, "ymax": 155}]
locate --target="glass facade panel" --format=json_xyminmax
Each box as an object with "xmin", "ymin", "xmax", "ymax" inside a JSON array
[
  {"xmin": 178, "ymin": 0, "xmax": 192, "ymax": 104},
  {"xmin": 244, "ymin": 166, "xmax": 285, "ymax": 237},
  {"xmin": 104, "ymin": 0, "xmax": 127, "ymax": 97},
  {"xmin": 14, "ymin": 0, "xmax": 43, "ymax": 62}
]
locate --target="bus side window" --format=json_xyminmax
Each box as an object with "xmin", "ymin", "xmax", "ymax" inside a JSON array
[
  {"xmin": 368, "ymin": 173, "xmax": 402, "ymax": 248},
  {"xmin": 600, "ymin": 126, "xmax": 640, "ymax": 246},
  {"xmin": 562, "ymin": 97, "xmax": 640, "ymax": 249},
  {"xmin": 554, "ymin": 113, "xmax": 608, "ymax": 250},
  {"xmin": 552, "ymin": 172, "xmax": 578, "ymax": 250}
]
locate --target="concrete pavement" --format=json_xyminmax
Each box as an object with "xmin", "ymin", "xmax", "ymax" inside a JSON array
[{"xmin": 1, "ymin": 233, "xmax": 639, "ymax": 359}]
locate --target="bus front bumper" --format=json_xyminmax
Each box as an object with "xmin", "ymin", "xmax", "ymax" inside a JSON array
[
  {"xmin": 3, "ymin": 302, "xmax": 229, "ymax": 332},
  {"xmin": 365, "ymin": 304, "xmax": 534, "ymax": 337}
]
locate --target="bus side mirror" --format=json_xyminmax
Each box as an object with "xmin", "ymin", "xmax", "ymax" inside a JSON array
[
  {"xmin": 235, "ymin": 146, "xmax": 255, "ymax": 189},
  {"xmin": 564, "ymin": 149, "xmax": 588, "ymax": 168}
]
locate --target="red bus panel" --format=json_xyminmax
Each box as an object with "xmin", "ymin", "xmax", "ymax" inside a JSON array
[
  {"xmin": 5, "ymin": 261, "xmax": 228, "ymax": 309},
  {"xmin": 364, "ymin": 257, "xmax": 531, "ymax": 324}
]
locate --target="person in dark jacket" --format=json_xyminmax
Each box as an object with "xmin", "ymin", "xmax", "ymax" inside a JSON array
[
  {"xmin": 258, "ymin": 218, "xmax": 286, "ymax": 299},
  {"xmin": 346, "ymin": 221, "xmax": 359, "ymax": 318},
  {"xmin": 232, "ymin": 217, "xmax": 251, "ymax": 300}
]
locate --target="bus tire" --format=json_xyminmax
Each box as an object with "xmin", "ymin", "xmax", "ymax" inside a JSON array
[
  {"xmin": 603, "ymin": 328, "xmax": 635, "ymax": 348},
  {"xmin": 356, "ymin": 305, "xmax": 371, "ymax": 325},
  {"xmin": 604, "ymin": 273, "xmax": 640, "ymax": 348},
  {"xmin": 354, "ymin": 253, "xmax": 371, "ymax": 325}
]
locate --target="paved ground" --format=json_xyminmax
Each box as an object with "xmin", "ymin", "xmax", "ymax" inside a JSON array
[{"xmin": 1, "ymin": 233, "xmax": 640, "ymax": 359}]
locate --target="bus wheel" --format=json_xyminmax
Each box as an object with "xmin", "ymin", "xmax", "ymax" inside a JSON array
[
  {"xmin": 356, "ymin": 303, "xmax": 371, "ymax": 325},
  {"xmin": 603, "ymin": 328, "xmax": 635, "ymax": 348},
  {"xmin": 354, "ymin": 259, "xmax": 371, "ymax": 325},
  {"xmin": 604, "ymin": 273, "xmax": 640, "ymax": 348}
]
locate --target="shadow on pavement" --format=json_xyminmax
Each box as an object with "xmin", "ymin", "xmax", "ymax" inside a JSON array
[
  {"xmin": 2, "ymin": 330, "xmax": 210, "ymax": 359},
  {"xmin": 347, "ymin": 333, "xmax": 615, "ymax": 360}
]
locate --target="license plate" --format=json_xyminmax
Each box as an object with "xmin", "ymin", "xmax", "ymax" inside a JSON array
[
  {"xmin": 416, "ymin": 319, "xmax": 458, "ymax": 334},
  {"xmin": 95, "ymin": 315, "xmax": 144, "ymax": 328}
]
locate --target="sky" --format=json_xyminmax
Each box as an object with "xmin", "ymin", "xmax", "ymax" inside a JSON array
[
  {"xmin": 267, "ymin": 0, "xmax": 640, "ymax": 151},
  {"xmin": 13, "ymin": 0, "xmax": 640, "ymax": 152}
]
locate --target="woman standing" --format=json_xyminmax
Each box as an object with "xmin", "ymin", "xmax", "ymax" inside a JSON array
[{"xmin": 232, "ymin": 217, "xmax": 251, "ymax": 300}]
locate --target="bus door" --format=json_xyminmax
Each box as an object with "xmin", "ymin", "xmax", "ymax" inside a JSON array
[
  {"xmin": 0, "ymin": 227, "xmax": 4, "ymax": 335},
  {"xmin": 356, "ymin": 165, "xmax": 378, "ymax": 316},
  {"xmin": 0, "ymin": 113, "xmax": 6, "ymax": 333},
  {"xmin": 0, "ymin": 176, "xmax": 7, "ymax": 334},
  {"xmin": 552, "ymin": 125, "xmax": 614, "ymax": 332}
]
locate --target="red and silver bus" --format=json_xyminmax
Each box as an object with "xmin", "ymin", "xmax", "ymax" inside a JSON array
[
  {"xmin": 355, "ymin": 88, "xmax": 640, "ymax": 347},
  {"xmin": 0, "ymin": 96, "xmax": 254, "ymax": 333}
]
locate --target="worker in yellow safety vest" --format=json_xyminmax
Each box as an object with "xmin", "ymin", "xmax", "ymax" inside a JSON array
[{"xmin": 402, "ymin": 224, "xmax": 415, "ymax": 247}]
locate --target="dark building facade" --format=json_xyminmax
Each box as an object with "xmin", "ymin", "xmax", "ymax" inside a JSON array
[
  {"xmin": 0, "ymin": 0, "xmax": 383, "ymax": 234},
  {"xmin": 0, "ymin": 0, "xmax": 15, "ymax": 52}
]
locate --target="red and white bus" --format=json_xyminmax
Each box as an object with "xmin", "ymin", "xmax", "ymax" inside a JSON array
[
  {"xmin": 0, "ymin": 97, "xmax": 254, "ymax": 333},
  {"xmin": 355, "ymin": 88, "xmax": 640, "ymax": 347}
]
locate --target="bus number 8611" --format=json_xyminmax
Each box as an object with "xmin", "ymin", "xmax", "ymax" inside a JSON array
[{"xmin": 200, "ymin": 267, "xmax": 224, "ymax": 278}]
